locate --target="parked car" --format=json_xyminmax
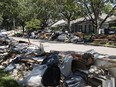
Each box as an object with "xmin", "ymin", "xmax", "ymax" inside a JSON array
[{"xmin": 104, "ymin": 28, "xmax": 116, "ymax": 35}]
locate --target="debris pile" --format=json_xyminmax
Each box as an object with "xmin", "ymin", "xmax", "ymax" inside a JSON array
[{"xmin": 0, "ymin": 35, "xmax": 116, "ymax": 87}]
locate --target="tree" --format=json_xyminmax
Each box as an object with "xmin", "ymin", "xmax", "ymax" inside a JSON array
[
  {"xmin": 30, "ymin": 0, "xmax": 59, "ymax": 30},
  {"xmin": 0, "ymin": 0, "xmax": 33, "ymax": 31},
  {"xmin": 0, "ymin": 14, "xmax": 3, "ymax": 26},
  {"xmin": 0, "ymin": 2, "xmax": 3, "ymax": 26},
  {"xmin": 77, "ymin": 0, "xmax": 116, "ymax": 34},
  {"xmin": 25, "ymin": 19, "xmax": 40, "ymax": 31},
  {"xmin": 103, "ymin": 2, "xmax": 113, "ymax": 14},
  {"xmin": 0, "ymin": 0, "xmax": 20, "ymax": 30},
  {"xmin": 57, "ymin": 0, "xmax": 81, "ymax": 32},
  {"xmin": 17, "ymin": 0, "xmax": 34, "ymax": 32}
]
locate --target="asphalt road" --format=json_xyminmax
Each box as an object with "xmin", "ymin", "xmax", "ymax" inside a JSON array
[{"xmin": 11, "ymin": 37, "xmax": 116, "ymax": 56}]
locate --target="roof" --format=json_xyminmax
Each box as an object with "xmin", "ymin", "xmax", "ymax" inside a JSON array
[
  {"xmin": 70, "ymin": 13, "xmax": 116, "ymax": 24},
  {"xmin": 51, "ymin": 19, "xmax": 67, "ymax": 27},
  {"xmin": 99, "ymin": 13, "xmax": 116, "ymax": 22}
]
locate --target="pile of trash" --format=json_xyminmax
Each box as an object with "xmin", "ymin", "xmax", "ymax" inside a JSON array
[{"xmin": 0, "ymin": 34, "xmax": 116, "ymax": 87}]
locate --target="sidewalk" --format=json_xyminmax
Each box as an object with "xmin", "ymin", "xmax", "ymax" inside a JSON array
[{"xmin": 11, "ymin": 37, "xmax": 116, "ymax": 56}]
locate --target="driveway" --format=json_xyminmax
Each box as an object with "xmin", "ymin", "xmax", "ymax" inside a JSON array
[{"xmin": 11, "ymin": 37, "xmax": 116, "ymax": 56}]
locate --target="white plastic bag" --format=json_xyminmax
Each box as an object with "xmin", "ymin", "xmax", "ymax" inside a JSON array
[
  {"xmin": 60, "ymin": 55, "xmax": 73, "ymax": 77},
  {"xmin": 22, "ymin": 64, "xmax": 47, "ymax": 87}
]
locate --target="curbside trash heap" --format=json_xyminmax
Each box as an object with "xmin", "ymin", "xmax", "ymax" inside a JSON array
[{"xmin": 0, "ymin": 34, "xmax": 116, "ymax": 87}]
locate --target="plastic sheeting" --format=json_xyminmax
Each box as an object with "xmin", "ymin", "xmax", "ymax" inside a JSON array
[
  {"xmin": 64, "ymin": 71, "xmax": 86, "ymax": 87},
  {"xmin": 4, "ymin": 63, "xmax": 16, "ymax": 72},
  {"xmin": 60, "ymin": 55, "xmax": 73, "ymax": 77},
  {"xmin": 22, "ymin": 65, "xmax": 47, "ymax": 87}
]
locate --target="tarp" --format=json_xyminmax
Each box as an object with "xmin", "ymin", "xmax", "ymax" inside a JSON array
[{"xmin": 51, "ymin": 19, "xmax": 66, "ymax": 27}]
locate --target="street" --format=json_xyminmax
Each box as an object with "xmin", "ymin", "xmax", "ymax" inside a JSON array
[{"xmin": 11, "ymin": 37, "xmax": 116, "ymax": 56}]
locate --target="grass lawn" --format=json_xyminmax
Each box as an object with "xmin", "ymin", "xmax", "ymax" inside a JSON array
[{"xmin": 0, "ymin": 69, "xmax": 22, "ymax": 87}]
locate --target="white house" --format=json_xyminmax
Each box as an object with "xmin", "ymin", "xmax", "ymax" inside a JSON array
[
  {"xmin": 51, "ymin": 19, "xmax": 67, "ymax": 28},
  {"xmin": 70, "ymin": 14, "xmax": 116, "ymax": 34}
]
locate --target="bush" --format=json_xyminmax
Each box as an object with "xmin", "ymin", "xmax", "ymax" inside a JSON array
[{"xmin": 25, "ymin": 19, "xmax": 40, "ymax": 31}]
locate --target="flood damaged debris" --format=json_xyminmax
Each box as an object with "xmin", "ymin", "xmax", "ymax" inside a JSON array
[{"xmin": 0, "ymin": 35, "xmax": 116, "ymax": 87}]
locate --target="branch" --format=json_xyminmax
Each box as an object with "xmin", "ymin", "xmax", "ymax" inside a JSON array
[
  {"xmin": 82, "ymin": 0, "xmax": 95, "ymax": 25},
  {"xmin": 82, "ymin": 12, "xmax": 96, "ymax": 27},
  {"xmin": 99, "ymin": 5, "xmax": 116, "ymax": 29}
]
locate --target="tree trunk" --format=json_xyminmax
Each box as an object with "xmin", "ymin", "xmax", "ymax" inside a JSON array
[
  {"xmin": 95, "ymin": 24, "xmax": 100, "ymax": 35},
  {"xmin": 41, "ymin": 19, "xmax": 48, "ymax": 30},
  {"xmin": 22, "ymin": 25, "xmax": 25, "ymax": 34},
  {"xmin": 67, "ymin": 18, "xmax": 71, "ymax": 33},
  {"xmin": 96, "ymin": 27, "xmax": 99, "ymax": 35}
]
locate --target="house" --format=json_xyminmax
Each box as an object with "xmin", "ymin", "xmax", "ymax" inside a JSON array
[
  {"xmin": 50, "ymin": 19, "xmax": 67, "ymax": 31},
  {"xmin": 51, "ymin": 19, "xmax": 67, "ymax": 28},
  {"xmin": 70, "ymin": 14, "xmax": 116, "ymax": 34}
]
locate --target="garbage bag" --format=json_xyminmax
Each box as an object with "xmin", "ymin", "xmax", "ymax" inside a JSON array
[
  {"xmin": 93, "ymin": 53, "xmax": 107, "ymax": 58},
  {"xmin": 22, "ymin": 43, "xmax": 44, "ymax": 56},
  {"xmin": 60, "ymin": 55, "xmax": 73, "ymax": 77},
  {"xmin": 85, "ymin": 49, "xmax": 96, "ymax": 54},
  {"xmin": 10, "ymin": 43, "xmax": 28, "ymax": 53},
  {"xmin": 42, "ymin": 65, "xmax": 61, "ymax": 86},
  {"xmin": 41, "ymin": 53, "xmax": 60, "ymax": 66},
  {"xmin": 85, "ymin": 49, "xmax": 107, "ymax": 58},
  {"xmin": 64, "ymin": 71, "xmax": 86, "ymax": 87},
  {"xmin": 22, "ymin": 64, "xmax": 47, "ymax": 87},
  {"xmin": 4, "ymin": 63, "xmax": 16, "ymax": 72}
]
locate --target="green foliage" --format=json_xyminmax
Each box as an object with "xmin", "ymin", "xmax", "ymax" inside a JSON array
[
  {"xmin": 25, "ymin": 19, "xmax": 40, "ymax": 30},
  {"xmin": 58, "ymin": 0, "xmax": 81, "ymax": 20},
  {"xmin": 0, "ymin": 0, "xmax": 19, "ymax": 18},
  {"xmin": 0, "ymin": 0, "xmax": 115, "ymax": 32},
  {"xmin": 56, "ymin": 0, "xmax": 82, "ymax": 32},
  {"xmin": 17, "ymin": 0, "xmax": 34, "ymax": 24},
  {"xmin": 30, "ymin": 0, "xmax": 59, "ymax": 28},
  {"xmin": 111, "ymin": 26, "xmax": 116, "ymax": 28},
  {"xmin": 0, "ymin": 14, "xmax": 3, "ymax": 25},
  {"xmin": 103, "ymin": 2, "xmax": 113, "ymax": 14},
  {"xmin": 35, "ymin": 0, "xmax": 58, "ymax": 19},
  {"xmin": 0, "ymin": 0, "xmax": 20, "ymax": 29},
  {"xmin": 0, "ymin": 69, "xmax": 22, "ymax": 87}
]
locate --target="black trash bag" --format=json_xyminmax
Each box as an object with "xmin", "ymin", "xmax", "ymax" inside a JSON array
[
  {"xmin": 41, "ymin": 65, "xmax": 61, "ymax": 86},
  {"xmin": 64, "ymin": 71, "xmax": 87, "ymax": 87},
  {"xmin": 41, "ymin": 53, "xmax": 60, "ymax": 66}
]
